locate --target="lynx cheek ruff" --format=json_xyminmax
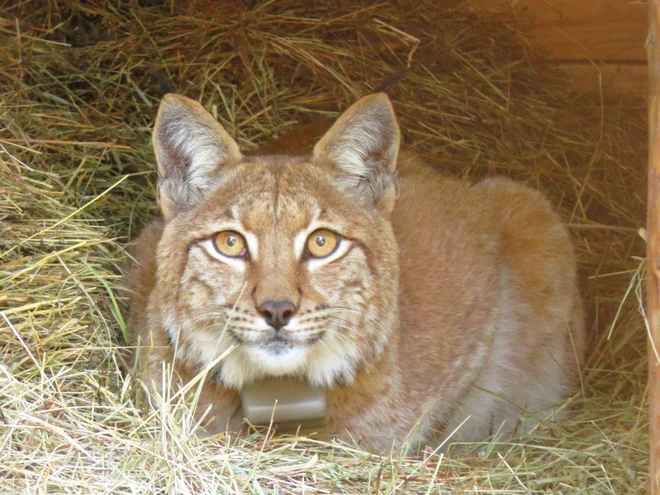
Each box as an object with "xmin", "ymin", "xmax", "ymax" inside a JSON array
[{"xmin": 239, "ymin": 379, "xmax": 329, "ymax": 430}]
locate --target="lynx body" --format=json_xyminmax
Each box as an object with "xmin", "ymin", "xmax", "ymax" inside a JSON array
[{"xmin": 125, "ymin": 93, "xmax": 585, "ymax": 452}]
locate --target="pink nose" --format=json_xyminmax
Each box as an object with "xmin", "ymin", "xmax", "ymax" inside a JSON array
[{"xmin": 258, "ymin": 300, "xmax": 297, "ymax": 330}]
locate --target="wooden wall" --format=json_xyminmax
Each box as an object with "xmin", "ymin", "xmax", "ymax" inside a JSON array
[{"xmin": 473, "ymin": 0, "xmax": 647, "ymax": 96}]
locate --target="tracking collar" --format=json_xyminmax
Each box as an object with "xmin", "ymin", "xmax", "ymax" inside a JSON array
[{"xmin": 240, "ymin": 378, "xmax": 329, "ymax": 430}]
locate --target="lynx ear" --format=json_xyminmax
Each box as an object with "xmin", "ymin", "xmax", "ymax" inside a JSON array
[
  {"xmin": 312, "ymin": 93, "xmax": 400, "ymax": 213},
  {"xmin": 153, "ymin": 94, "xmax": 242, "ymax": 220}
]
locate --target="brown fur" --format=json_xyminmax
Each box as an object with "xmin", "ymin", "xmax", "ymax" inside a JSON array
[{"xmin": 124, "ymin": 93, "xmax": 585, "ymax": 452}]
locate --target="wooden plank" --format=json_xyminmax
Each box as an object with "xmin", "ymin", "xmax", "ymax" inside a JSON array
[
  {"xmin": 472, "ymin": 0, "xmax": 646, "ymax": 94},
  {"xmin": 648, "ymin": 1, "xmax": 660, "ymax": 493},
  {"xmin": 552, "ymin": 63, "xmax": 647, "ymax": 97},
  {"xmin": 475, "ymin": 0, "xmax": 646, "ymax": 62}
]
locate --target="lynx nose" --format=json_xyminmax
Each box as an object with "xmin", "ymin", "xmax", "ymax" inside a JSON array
[{"xmin": 258, "ymin": 300, "xmax": 297, "ymax": 331}]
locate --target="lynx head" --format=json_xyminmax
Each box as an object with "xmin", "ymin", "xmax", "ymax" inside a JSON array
[{"xmin": 152, "ymin": 93, "xmax": 400, "ymax": 389}]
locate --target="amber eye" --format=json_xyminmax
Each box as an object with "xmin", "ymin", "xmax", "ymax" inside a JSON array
[
  {"xmin": 212, "ymin": 231, "xmax": 247, "ymax": 258},
  {"xmin": 306, "ymin": 229, "xmax": 340, "ymax": 258}
]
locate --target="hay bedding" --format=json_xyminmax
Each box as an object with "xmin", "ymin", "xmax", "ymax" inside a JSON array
[{"xmin": 0, "ymin": 0, "xmax": 649, "ymax": 492}]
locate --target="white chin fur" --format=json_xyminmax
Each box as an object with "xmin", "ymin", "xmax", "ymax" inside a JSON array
[
  {"xmin": 217, "ymin": 334, "xmax": 362, "ymax": 390},
  {"xmin": 218, "ymin": 345, "xmax": 308, "ymax": 389},
  {"xmin": 247, "ymin": 345, "xmax": 309, "ymax": 376}
]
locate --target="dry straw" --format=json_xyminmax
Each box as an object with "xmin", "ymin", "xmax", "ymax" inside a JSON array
[{"xmin": 0, "ymin": 0, "xmax": 649, "ymax": 493}]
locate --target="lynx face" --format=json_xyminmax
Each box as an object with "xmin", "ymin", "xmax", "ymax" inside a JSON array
[{"xmin": 152, "ymin": 94, "xmax": 400, "ymax": 389}]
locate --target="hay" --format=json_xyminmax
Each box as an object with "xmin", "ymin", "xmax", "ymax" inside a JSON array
[{"xmin": 0, "ymin": 0, "xmax": 648, "ymax": 492}]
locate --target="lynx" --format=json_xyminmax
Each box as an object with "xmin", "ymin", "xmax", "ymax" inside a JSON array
[{"xmin": 124, "ymin": 92, "xmax": 585, "ymax": 452}]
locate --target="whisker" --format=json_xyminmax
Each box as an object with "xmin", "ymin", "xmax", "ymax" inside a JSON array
[
  {"xmin": 327, "ymin": 315, "xmax": 362, "ymax": 329},
  {"xmin": 326, "ymin": 320, "xmax": 371, "ymax": 346},
  {"xmin": 326, "ymin": 306, "xmax": 362, "ymax": 314},
  {"xmin": 331, "ymin": 312, "xmax": 392, "ymax": 337},
  {"xmin": 325, "ymin": 329, "xmax": 355, "ymax": 346},
  {"xmin": 190, "ymin": 310, "xmax": 265, "ymax": 330},
  {"xmin": 296, "ymin": 307, "xmax": 362, "ymax": 325},
  {"xmin": 190, "ymin": 312, "xmax": 228, "ymax": 325}
]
